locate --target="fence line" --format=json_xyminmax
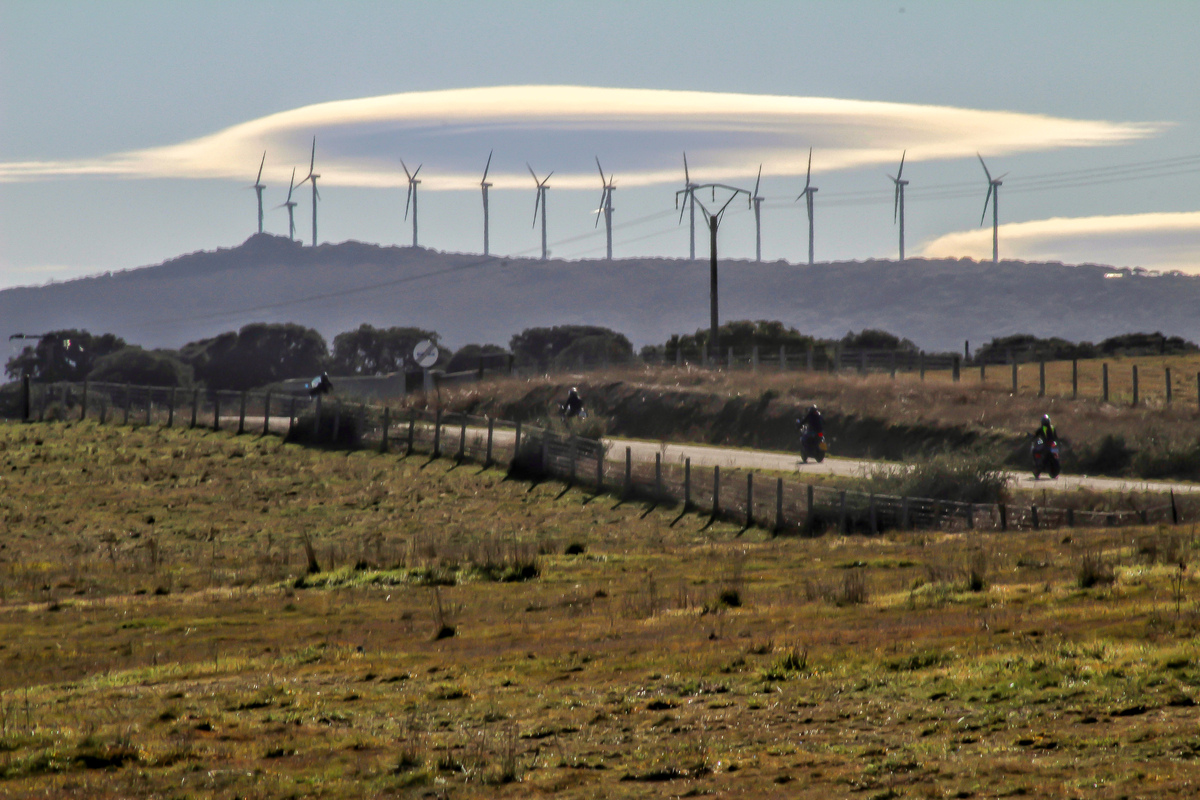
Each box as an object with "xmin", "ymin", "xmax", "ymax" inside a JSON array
[{"xmin": 12, "ymin": 380, "xmax": 1194, "ymax": 536}]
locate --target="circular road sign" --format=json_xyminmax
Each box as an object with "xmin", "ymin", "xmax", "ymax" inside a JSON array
[{"xmin": 413, "ymin": 339, "xmax": 439, "ymax": 369}]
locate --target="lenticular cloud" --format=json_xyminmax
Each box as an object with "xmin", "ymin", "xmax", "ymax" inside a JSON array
[
  {"xmin": 0, "ymin": 85, "xmax": 1160, "ymax": 189},
  {"xmin": 920, "ymin": 211, "xmax": 1200, "ymax": 274}
]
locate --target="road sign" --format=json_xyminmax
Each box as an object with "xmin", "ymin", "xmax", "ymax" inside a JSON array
[{"xmin": 413, "ymin": 339, "xmax": 439, "ymax": 369}]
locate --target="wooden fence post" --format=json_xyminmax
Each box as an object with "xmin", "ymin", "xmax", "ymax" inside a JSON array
[
  {"xmin": 458, "ymin": 419, "xmax": 467, "ymax": 461},
  {"xmin": 712, "ymin": 466, "xmax": 721, "ymax": 516},
  {"xmin": 98, "ymin": 397, "xmax": 107, "ymax": 425},
  {"xmin": 145, "ymin": 386, "xmax": 153, "ymax": 426},
  {"xmin": 1066, "ymin": 508, "xmax": 1075, "ymax": 528},
  {"xmin": 966, "ymin": 503, "xmax": 975, "ymax": 530},
  {"xmin": 288, "ymin": 397, "xmax": 297, "ymax": 436},
  {"xmin": 1038, "ymin": 361, "xmax": 1045, "ymax": 398},
  {"xmin": 980, "ymin": 362, "xmax": 986, "ymax": 383},
  {"xmin": 890, "ymin": 351, "xmax": 897, "ymax": 379},
  {"xmin": 806, "ymin": 485, "xmax": 814, "ymax": 528},
  {"xmin": 775, "ymin": 477, "xmax": 783, "ymax": 534},
  {"xmin": 624, "ymin": 447, "xmax": 632, "ymax": 498},
  {"xmin": 1132, "ymin": 365, "xmax": 1139, "ymax": 407},
  {"xmin": 596, "ymin": 445, "xmax": 604, "ymax": 492},
  {"xmin": 684, "ymin": 458, "xmax": 691, "ymax": 508},
  {"xmin": 860, "ymin": 351, "xmax": 868, "ymax": 375},
  {"xmin": 123, "ymin": 384, "xmax": 132, "ymax": 425},
  {"xmin": 1071, "ymin": 359, "xmax": 1078, "ymax": 399},
  {"xmin": 999, "ymin": 503, "xmax": 1007, "ymax": 531},
  {"xmin": 919, "ymin": 352, "xmax": 925, "ymax": 381},
  {"xmin": 752, "ymin": 345, "xmax": 759, "ymax": 372},
  {"xmin": 839, "ymin": 490, "xmax": 848, "ymax": 534},
  {"xmin": 569, "ymin": 435, "xmax": 577, "ymax": 483},
  {"xmin": 654, "ymin": 452, "xmax": 662, "ymax": 497},
  {"xmin": 191, "ymin": 389, "xmax": 199, "ymax": 428},
  {"xmin": 432, "ymin": 409, "xmax": 442, "ymax": 456},
  {"xmin": 1011, "ymin": 362, "xmax": 1018, "ymax": 394},
  {"xmin": 486, "ymin": 417, "xmax": 494, "ymax": 464},
  {"xmin": 1165, "ymin": 367, "xmax": 1172, "ymax": 404},
  {"xmin": 512, "ymin": 420, "xmax": 521, "ymax": 463},
  {"xmin": 806, "ymin": 345, "xmax": 814, "ymax": 371},
  {"xmin": 541, "ymin": 436, "xmax": 549, "ymax": 474},
  {"xmin": 80, "ymin": 381, "xmax": 89, "ymax": 421},
  {"xmin": 262, "ymin": 391, "xmax": 271, "ymax": 435},
  {"xmin": 1197, "ymin": 372, "xmax": 1200, "ymax": 412},
  {"xmin": 901, "ymin": 496, "xmax": 910, "ymax": 530},
  {"xmin": 1102, "ymin": 363, "xmax": 1109, "ymax": 403},
  {"xmin": 212, "ymin": 392, "xmax": 221, "ymax": 431},
  {"xmin": 727, "ymin": 346, "xmax": 734, "ymax": 369},
  {"xmin": 780, "ymin": 345, "xmax": 787, "ymax": 372},
  {"xmin": 380, "ymin": 407, "xmax": 390, "ymax": 452},
  {"xmin": 869, "ymin": 495, "xmax": 877, "ymax": 534},
  {"xmin": 167, "ymin": 387, "xmax": 176, "ymax": 428},
  {"xmin": 952, "ymin": 355, "xmax": 960, "ymax": 382},
  {"xmin": 1031, "ymin": 504, "xmax": 1039, "ymax": 529},
  {"xmin": 746, "ymin": 472, "xmax": 754, "ymax": 528},
  {"xmin": 675, "ymin": 348, "xmax": 682, "ymax": 368},
  {"xmin": 408, "ymin": 409, "xmax": 416, "ymax": 455},
  {"xmin": 1171, "ymin": 490, "xmax": 1179, "ymax": 525},
  {"xmin": 331, "ymin": 401, "xmax": 341, "ymax": 444},
  {"xmin": 237, "ymin": 391, "xmax": 247, "ymax": 434}
]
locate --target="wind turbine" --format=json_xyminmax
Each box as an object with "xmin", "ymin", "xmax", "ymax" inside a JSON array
[
  {"xmin": 978, "ymin": 153, "xmax": 1006, "ymax": 264},
  {"xmin": 273, "ymin": 167, "xmax": 298, "ymax": 241},
  {"xmin": 595, "ymin": 157, "xmax": 616, "ymax": 261},
  {"xmin": 679, "ymin": 153, "xmax": 699, "ymax": 260},
  {"xmin": 250, "ymin": 152, "xmax": 266, "ymax": 234},
  {"xmin": 751, "ymin": 164, "xmax": 764, "ymax": 263},
  {"xmin": 795, "ymin": 148, "xmax": 818, "ymax": 265},
  {"xmin": 889, "ymin": 150, "xmax": 909, "ymax": 261},
  {"xmin": 480, "ymin": 150, "xmax": 493, "ymax": 256},
  {"xmin": 296, "ymin": 137, "xmax": 320, "ymax": 247},
  {"xmin": 675, "ymin": 181, "xmax": 751, "ymax": 362},
  {"xmin": 402, "ymin": 159, "xmax": 423, "ymax": 248},
  {"xmin": 528, "ymin": 164, "xmax": 552, "ymax": 261}
]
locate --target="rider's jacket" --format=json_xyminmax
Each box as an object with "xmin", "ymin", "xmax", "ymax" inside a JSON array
[
  {"xmin": 799, "ymin": 408, "xmax": 823, "ymax": 434},
  {"xmin": 1035, "ymin": 423, "xmax": 1057, "ymax": 444}
]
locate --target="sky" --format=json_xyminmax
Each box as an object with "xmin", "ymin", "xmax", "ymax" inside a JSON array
[{"xmin": 2, "ymin": 1, "xmax": 1199, "ymax": 290}]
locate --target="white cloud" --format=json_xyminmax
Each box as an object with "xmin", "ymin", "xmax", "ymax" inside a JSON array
[
  {"xmin": 0, "ymin": 86, "xmax": 1160, "ymax": 190},
  {"xmin": 919, "ymin": 211, "xmax": 1200, "ymax": 273}
]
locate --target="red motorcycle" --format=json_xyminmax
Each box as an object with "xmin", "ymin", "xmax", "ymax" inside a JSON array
[{"xmin": 1032, "ymin": 437, "xmax": 1060, "ymax": 479}]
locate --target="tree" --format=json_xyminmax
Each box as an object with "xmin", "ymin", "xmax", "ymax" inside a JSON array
[
  {"xmin": 974, "ymin": 334, "xmax": 1095, "ymax": 364},
  {"xmin": 445, "ymin": 343, "xmax": 509, "ymax": 374},
  {"xmin": 840, "ymin": 329, "xmax": 918, "ymax": 352},
  {"xmin": 4, "ymin": 329, "xmax": 126, "ymax": 382},
  {"xmin": 330, "ymin": 325, "xmax": 445, "ymax": 375},
  {"xmin": 509, "ymin": 325, "xmax": 633, "ymax": 371},
  {"xmin": 88, "ymin": 347, "xmax": 194, "ymax": 387},
  {"xmin": 180, "ymin": 323, "xmax": 329, "ymax": 391},
  {"xmin": 659, "ymin": 320, "xmax": 821, "ymax": 361}
]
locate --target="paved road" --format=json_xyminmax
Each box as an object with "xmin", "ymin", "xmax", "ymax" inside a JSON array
[{"xmin": 249, "ymin": 416, "xmax": 1199, "ymax": 496}]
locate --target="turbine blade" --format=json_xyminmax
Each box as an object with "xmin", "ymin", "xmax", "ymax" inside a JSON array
[
  {"xmin": 753, "ymin": 164, "xmax": 762, "ymax": 199},
  {"xmin": 893, "ymin": 184, "xmax": 899, "ymax": 223},
  {"xmin": 596, "ymin": 155, "xmax": 605, "ymax": 183},
  {"xmin": 595, "ymin": 191, "xmax": 604, "ymax": 227},
  {"xmin": 806, "ymin": 147, "xmax": 812, "ymax": 184},
  {"xmin": 980, "ymin": 185, "xmax": 993, "ymax": 226},
  {"xmin": 544, "ymin": 171, "xmax": 554, "ymax": 184},
  {"xmin": 401, "ymin": 159, "xmax": 412, "ymax": 181},
  {"xmin": 897, "ymin": 149, "xmax": 905, "ymax": 180},
  {"xmin": 286, "ymin": 167, "xmax": 296, "ymax": 201},
  {"xmin": 683, "ymin": 152, "xmax": 690, "ymax": 184},
  {"xmin": 309, "ymin": 137, "xmax": 316, "ymax": 171},
  {"xmin": 256, "ymin": 151, "xmax": 266, "ymax": 183},
  {"xmin": 405, "ymin": 184, "xmax": 412, "ymax": 219},
  {"xmin": 977, "ymin": 152, "xmax": 992, "ymax": 182},
  {"xmin": 482, "ymin": 149, "xmax": 493, "ymax": 183},
  {"xmin": 412, "ymin": 164, "xmax": 422, "ymax": 180},
  {"xmin": 532, "ymin": 190, "xmax": 540, "ymax": 228},
  {"xmin": 527, "ymin": 163, "xmax": 538, "ymax": 183}
]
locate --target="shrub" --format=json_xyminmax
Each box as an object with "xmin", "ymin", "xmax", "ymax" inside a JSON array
[
  {"xmin": 1077, "ymin": 549, "xmax": 1116, "ymax": 589},
  {"xmin": 286, "ymin": 402, "xmax": 364, "ymax": 449},
  {"xmin": 869, "ymin": 452, "xmax": 1009, "ymax": 504},
  {"xmin": 1073, "ymin": 434, "xmax": 1133, "ymax": 476},
  {"xmin": 839, "ymin": 569, "xmax": 869, "ymax": 605}
]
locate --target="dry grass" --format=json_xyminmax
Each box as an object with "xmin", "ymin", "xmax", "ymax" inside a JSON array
[{"xmin": 3, "ymin": 421, "xmax": 1200, "ymax": 798}]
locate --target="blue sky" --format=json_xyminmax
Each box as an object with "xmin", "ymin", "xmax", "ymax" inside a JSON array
[{"xmin": 2, "ymin": 1, "xmax": 1198, "ymax": 287}]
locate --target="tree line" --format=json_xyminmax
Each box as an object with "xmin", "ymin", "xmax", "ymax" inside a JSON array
[{"xmin": 5, "ymin": 321, "xmax": 1194, "ymax": 393}]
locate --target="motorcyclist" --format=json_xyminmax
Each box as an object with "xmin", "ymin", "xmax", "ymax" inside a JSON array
[
  {"xmin": 1033, "ymin": 414, "xmax": 1056, "ymax": 444},
  {"xmin": 308, "ymin": 371, "xmax": 334, "ymax": 397},
  {"xmin": 797, "ymin": 404, "xmax": 823, "ymax": 435},
  {"xmin": 562, "ymin": 387, "xmax": 585, "ymax": 419}
]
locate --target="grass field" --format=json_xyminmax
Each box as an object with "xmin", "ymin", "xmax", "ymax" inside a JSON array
[{"xmin": 4, "ymin": 421, "xmax": 1200, "ymax": 798}]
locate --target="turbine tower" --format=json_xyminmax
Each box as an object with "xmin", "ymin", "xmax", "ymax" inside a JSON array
[
  {"xmin": 795, "ymin": 148, "xmax": 818, "ymax": 265},
  {"xmin": 977, "ymin": 153, "xmax": 1007, "ymax": 264},
  {"xmin": 296, "ymin": 138, "xmax": 320, "ymax": 247},
  {"xmin": 595, "ymin": 157, "xmax": 616, "ymax": 261},
  {"xmin": 528, "ymin": 164, "xmax": 552, "ymax": 261},
  {"xmin": 751, "ymin": 164, "xmax": 764, "ymax": 263},
  {"xmin": 402, "ymin": 159, "xmax": 423, "ymax": 248},
  {"xmin": 889, "ymin": 150, "xmax": 908, "ymax": 261},
  {"xmin": 274, "ymin": 167, "xmax": 298, "ymax": 241},
  {"xmin": 251, "ymin": 152, "xmax": 266, "ymax": 234},
  {"xmin": 680, "ymin": 153, "xmax": 699, "ymax": 260},
  {"xmin": 480, "ymin": 150, "xmax": 493, "ymax": 256}
]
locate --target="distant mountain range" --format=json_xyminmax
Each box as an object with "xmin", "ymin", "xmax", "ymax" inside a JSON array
[{"xmin": 4, "ymin": 234, "xmax": 1198, "ymax": 353}]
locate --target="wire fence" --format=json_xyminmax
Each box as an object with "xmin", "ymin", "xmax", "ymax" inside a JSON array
[{"xmin": 13, "ymin": 380, "xmax": 1195, "ymax": 535}]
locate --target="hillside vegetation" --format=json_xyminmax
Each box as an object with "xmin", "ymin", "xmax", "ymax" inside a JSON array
[
  {"xmin": 3, "ymin": 422, "xmax": 1200, "ymax": 797},
  {"xmin": 4, "ymin": 234, "xmax": 1200, "ymax": 352}
]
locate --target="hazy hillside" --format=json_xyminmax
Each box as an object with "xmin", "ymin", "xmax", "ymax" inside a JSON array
[{"xmin": 4, "ymin": 234, "xmax": 1198, "ymax": 352}]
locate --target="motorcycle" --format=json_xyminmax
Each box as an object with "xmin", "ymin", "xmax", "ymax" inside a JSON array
[
  {"xmin": 558, "ymin": 402, "xmax": 587, "ymax": 425},
  {"xmin": 1031, "ymin": 437, "xmax": 1060, "ymax": 479},
  {"xmin": 799, "ymin": 424, "xmax": 827, "ymax": 463}
]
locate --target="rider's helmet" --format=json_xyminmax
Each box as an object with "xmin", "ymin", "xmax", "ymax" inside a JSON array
[
  {"xmin": 1042, "ymin": 414, "xmax": 1051, "ymax": 426},
  {"xmin": 809, "ymin": 404, "xmax": 819, "ymax": 415},
  {"xmin": 569, "ymin": 387, "xmax": 579, "ymax": 398}
]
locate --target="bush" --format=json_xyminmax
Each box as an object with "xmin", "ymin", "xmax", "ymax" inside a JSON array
[
  {"xmin": 286, "ymin": 402, "xmax": 364, "ymax": 449},
  {"xmin": 1073, "ymin": 434, "xmax": 1133, "ymax": 476},
  {"xmin": 88, "ymin": 346, "xmax": 194, "ymax": 388},
  {"xmin": 869, "ymin": 452, "xmax": 1009, "ymax": 504},
  {"xmin": 1077, "ymin": 549, "xmax": 1116, "ymax": 589}
]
